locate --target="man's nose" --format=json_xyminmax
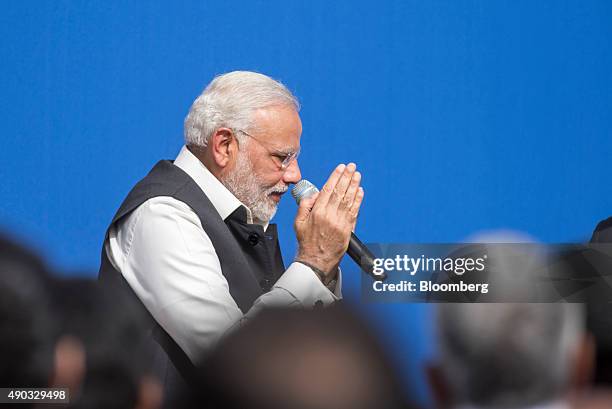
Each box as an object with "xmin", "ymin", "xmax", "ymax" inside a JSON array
[{"xmin": 282, "ymin": 159, "xmax": 301, "ymax": 185}]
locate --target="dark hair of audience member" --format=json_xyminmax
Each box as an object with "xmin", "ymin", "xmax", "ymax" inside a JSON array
[
  {"xmin": 587, "ymin": 221, "xmax": 612, "ymax": 385},
  {"xmin": 0, "ymin": 234, "xmax": 57, "ymax": 401},
  {"xmin": 184, "ymin": 305, "xmax": 415, "ymax": 409},
  {"xmin": 50, "ymin": 278, "xmax": 159, "ymax": 409}
]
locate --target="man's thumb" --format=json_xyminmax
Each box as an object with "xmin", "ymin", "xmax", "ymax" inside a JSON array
[{"xmin": 295, "ymin": 192, "xmax": 319, "ymax": 223}]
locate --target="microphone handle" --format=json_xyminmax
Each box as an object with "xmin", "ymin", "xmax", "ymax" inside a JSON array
[{"xmin": 347, "ymin": 233, "xmax": 386, "ymax": 280}]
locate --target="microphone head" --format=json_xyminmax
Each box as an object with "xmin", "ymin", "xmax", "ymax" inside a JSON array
[{"xmin": 291, "ymin": 180, "xmax": 319, "ymax": 204}]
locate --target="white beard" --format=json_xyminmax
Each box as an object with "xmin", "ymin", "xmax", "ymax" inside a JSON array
[{"xmin": 220, "ymin": 152, "xmax": 287, "ymax": 224}]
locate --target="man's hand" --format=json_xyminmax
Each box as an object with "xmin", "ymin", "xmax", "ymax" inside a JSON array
[{"xmin": 294, "ymin": 163, "xmax": 364, "ymax": 283}]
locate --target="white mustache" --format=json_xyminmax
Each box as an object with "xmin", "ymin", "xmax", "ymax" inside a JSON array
[{"xmin": 267, "ymin": 186, "xmax": 288, "ymax": 195}]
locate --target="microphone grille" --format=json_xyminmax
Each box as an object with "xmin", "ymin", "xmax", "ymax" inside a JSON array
[{"xmin": 291, "ymin": 179, "xmax": 319, "ymax": 204}]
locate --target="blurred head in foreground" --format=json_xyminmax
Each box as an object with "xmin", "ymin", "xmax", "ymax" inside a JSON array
[
  {"xmin": 588, "ymin": 218, "xmax": 612, "ymax": 385},
  {"xmin": 50, "ymin": 278, "xmax": 162, "ymax": 409},
  {"xmin": 569, "ymin": 390, "xmax": 612, "ymax": 409},
  {"xmin": 429, "ymin": 303, "xmax": 593, "ymax": 409},
  {"xmin": 0, "ymin": 234, "xmax": 56, "ymax": 401},
  {"xmin": 0, "ymin": 232, "xmax": 160, "ymax": 409},
  {"xmin": 188, "ymin": 306, "xmax": 414, "ymax": 409}
]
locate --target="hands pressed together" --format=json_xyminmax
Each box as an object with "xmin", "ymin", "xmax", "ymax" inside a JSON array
[{"xmin": 294, "ymin": 163, "xmax": 364, "ymax": 284}]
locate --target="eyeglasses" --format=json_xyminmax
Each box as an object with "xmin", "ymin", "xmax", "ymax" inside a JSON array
[{"xmin": 234, "ymin": 129, "xmax": 300, "ymax": 171}]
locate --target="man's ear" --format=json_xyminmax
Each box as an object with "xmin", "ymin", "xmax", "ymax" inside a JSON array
[
  {"xmin": 50, "ymin": 336, "xmax": 86, "ymax": 393},
  {"xmin": 209, "ymin": 128, "xmax": 237, "ymax": 168},
  {"xmin": 134, "ymin": 375, "xmax": 163, "ymax": 409},
  {"xmin": 426, "ymin": 362, "xmax": 452, "ymax": 409},
  {"xmin": 570, "ymin": 333, "xmax": 596, "ymax": 391}
]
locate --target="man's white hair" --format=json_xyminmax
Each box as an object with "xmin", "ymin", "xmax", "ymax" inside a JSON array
[{"xmin": 184, "ymin": 71, "xmax": 300, "ymax": 147}]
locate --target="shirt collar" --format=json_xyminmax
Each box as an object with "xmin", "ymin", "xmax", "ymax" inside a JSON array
[{"xmin": 173, "ymin": 145, "xmax": 257, "ymax": 225}]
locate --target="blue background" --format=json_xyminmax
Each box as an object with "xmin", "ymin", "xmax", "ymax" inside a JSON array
[{"xmin": 2, "ymin": 1, "xmax": 611, "ymax": 405}]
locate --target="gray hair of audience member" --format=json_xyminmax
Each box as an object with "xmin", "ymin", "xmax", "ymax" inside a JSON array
[
  {"xmin": 184, "ymin": 71, "xmax": 300, "ymax": 148},
  {"xmin": 436, "ymin": 303, "xmax": 585, "ymax": 408}
]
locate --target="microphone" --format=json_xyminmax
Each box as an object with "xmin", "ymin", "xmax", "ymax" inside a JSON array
[{"xmin": 291, "ymin": 180, "xmax": 386, "ymax": 280}]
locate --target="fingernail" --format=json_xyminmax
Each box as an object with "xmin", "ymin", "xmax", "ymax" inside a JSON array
[
  {"xmin": 359, "ymin": 187, "xmax": 364, "ymax": 194},
  {"xmin": 337, "ymin": 164, "xmax": 346, "ymax": 172},
  {"xmin": 347, "ymin": 163, "xmax": 356, "ymax": 171}
]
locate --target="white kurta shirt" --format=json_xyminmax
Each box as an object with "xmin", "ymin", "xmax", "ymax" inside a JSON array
[{"xmin": 105, "ymin": 146, "xmax": 341, "ymax": 362}]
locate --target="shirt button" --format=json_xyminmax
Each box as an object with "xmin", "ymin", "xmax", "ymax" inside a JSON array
[
  {"xmin": 314, "ymin": 300, "xmax": 324, "ymax": 309},
  {"xmin": 247, "ymin": 233, "xmax": 260, "ymax": 246},
  {"xmin": 259, "ymin": 278, "xmax": 272, "ymax": 291}
]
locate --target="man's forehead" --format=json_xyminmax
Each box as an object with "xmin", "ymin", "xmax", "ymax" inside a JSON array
[
  {"xmin": 252, "ymin": 106, "xmax": 302, "ymax": 149},
  {"xmin": 253, "ymin": 106, "xmax": 301, "ymax": 128}
]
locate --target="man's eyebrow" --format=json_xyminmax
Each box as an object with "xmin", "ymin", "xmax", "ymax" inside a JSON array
[
  {"xmin": 271, "ymin": 146, "xmax": 299, "ymax": 155},
  {"xmin": 274, "ymin": 149, "xmax": 295, "ymax": 156}
]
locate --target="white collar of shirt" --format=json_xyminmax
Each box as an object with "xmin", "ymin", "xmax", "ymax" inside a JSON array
[{"xmin": 174, "ymin": 145, "xmax": 268, "ymax": 229}]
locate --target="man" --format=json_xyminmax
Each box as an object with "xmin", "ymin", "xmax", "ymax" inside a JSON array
[
  {"xmin": 428, "ymin": 303, "xmax": 594, "ymax": 409},
  {"xmin": 0, "ymin": 233, "xmax": 56, "ymax": 406},
  {"xmin": 99, "ymin": 71, "xmax": 363, "ymax": 396},
  {"xmin": 51, "ymin": 278, "xmax": 162, "ymax": 409},
  {"xmin": 590, "ymin": 218, "xmax": 612, "ymax": 243},
  {"xmin": 0, "ymin": 233, "xmax": 161, "ymax": 409},
  {"xmin": 588, "ymin": 218, "xmax": 612, "ymax": 384}
]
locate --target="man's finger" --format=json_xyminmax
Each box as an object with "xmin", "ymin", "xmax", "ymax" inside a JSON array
[
  {"xmin": 315, "ymin": 164, "xmax": 345, "ymax": 209},
  {"xmin": 328, "ymin": 163, "xmax": 356, "ymax": 209},
  {"xmin": 348, "ymin": 187, "xmax": 364, "ymax": 223},
  {"xmin": 295, "ymin": 192, "xmax": 319, "ymax": 224},
  {"xmin": 339, "ymin": 171, "xmax": 361, "ymax": 212}
]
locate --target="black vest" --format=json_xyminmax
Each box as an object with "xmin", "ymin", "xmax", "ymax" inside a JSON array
[{"xmin": 98, "ymin": 160, "xmax": 285, "ymax": 399}]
